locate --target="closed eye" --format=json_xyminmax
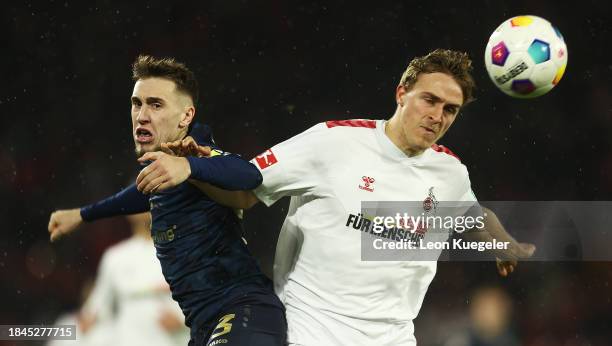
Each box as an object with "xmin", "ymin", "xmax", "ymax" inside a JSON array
[{"xmin": 444, "ymin": 106, "xmax": 458, "ymax": 115}]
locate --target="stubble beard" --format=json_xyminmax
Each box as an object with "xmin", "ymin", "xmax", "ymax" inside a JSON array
[{"xmin": 134, "ymin": 142, "xmax": 160, "ymax": 158}]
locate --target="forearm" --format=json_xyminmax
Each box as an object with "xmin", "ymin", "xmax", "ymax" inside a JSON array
[
  {"xmin": 188, "ymin": 179, "xmax": 259, "ymax": 209},
  {"xmin": 481, "ymin": 207, "xmax": 520, "ymax": 244},
  {"xmin": 186, "ymin": 154, "xmax": 263, "ymax": 191},
  {"xmin": 462, "ymin": 207, "xmax": 523, "ymax": 258},
  {"xmin": 80, "ymin": 183, "xmax": 150, "ymax": 222}
]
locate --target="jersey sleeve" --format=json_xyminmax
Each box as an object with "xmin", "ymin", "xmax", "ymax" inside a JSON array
[
  {"xmin": 458, "ymin": 187, "xmax": 478, "ymax": 204},
  {"xmin": 251, "ymin": 123, "xmax": 330, "ymax": 206},
  {"xmin": 80, "ymin": 125, "xmax": 212, "ymax": 222},
  {"xmin": 186, "ymin": 149, "xmax": 262, "ymax": 191},
  {"xmin": 457, "ymin": 169, "xmax": 484, "ymax": 219},
  {"xmin": 188, "ymin": 122, "xmax": 214, "ymax": 146},
  {"xmin": 80, "ymin": 183, "xmax": 150, "ymax": 222}
]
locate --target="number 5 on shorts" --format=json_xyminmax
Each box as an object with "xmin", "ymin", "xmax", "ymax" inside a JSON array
[{"xmin": 209, "ymin": 313, "xmax": 236, "ymax": 340}]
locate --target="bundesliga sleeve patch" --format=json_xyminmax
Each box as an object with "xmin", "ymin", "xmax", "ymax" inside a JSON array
[{"xmin": 255, "ymin": 149, "xmax": 278, "ymax": 169}]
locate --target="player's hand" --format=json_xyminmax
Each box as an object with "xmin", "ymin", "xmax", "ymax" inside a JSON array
[
  {"xmin": 496, "ymin": 242, "xmax": 536, "ymax": 277},
  {"xmin": 48, "ymin": 208, "xmax": 83, "ymax": 242},
  {"xmin": 157, "ymin": 309, "xmax": 184, "ymax": 332},
  {"xmin": 77, "ymin": 312, "xmax": 97, "ymax": 334},
  {"xmin": 496, "ymin": 258, "xmax": 516, "ymax": 277},
  {"xmin": 161, "ymin": 136, "xmax": 212, "ymax": 158},
  {"xmin": 137, "ymin": 151, "xmax": 191, "ymax": 194}
]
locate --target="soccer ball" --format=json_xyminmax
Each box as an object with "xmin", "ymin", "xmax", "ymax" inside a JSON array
[{"xmin": 484, "ymin": 15, "xmax": 567, "ymax": 98}]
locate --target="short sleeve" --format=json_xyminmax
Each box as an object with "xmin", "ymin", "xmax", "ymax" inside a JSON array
[
  {"xmin": 459, "ymin": 188, "xmax": 478, "ymax": 204},
  {"xmin": 457, "ymin": 171, "xmax": 483, "ymax": 219},
  {"xmin": 251, "ymin": 123, "xmax": 330, "ymax": 206}
]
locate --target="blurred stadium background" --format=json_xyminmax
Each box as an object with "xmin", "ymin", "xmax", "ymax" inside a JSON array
[{"xmin": 1, "ymin": 1, "xmax": 611, "ymax": 345}]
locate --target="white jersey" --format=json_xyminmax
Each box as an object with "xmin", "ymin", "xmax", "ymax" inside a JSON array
[
  {"xmin": 47, "ymin": 311, "xmax": 113, "ymax": 346},
  {"xmin": 252, "ymin": 119, "xmax": 477, "ymax": 345},
  {"xmin": 82, "ymin": 236, "xmax": 189, "ymax": 346}
]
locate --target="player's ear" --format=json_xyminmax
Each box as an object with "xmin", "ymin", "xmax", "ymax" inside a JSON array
[
  {"xmin": 179, "ymin": 106, "xmax": 195, "ymax": 129},
  {"xmin": 395, "ymin": 85, "xmax": 407, "ymax": 106}
]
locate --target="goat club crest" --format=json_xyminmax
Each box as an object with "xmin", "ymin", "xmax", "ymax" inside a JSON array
[{"xmin": 423, "ymin": 186, "xmax": 439, "ymax": 212}]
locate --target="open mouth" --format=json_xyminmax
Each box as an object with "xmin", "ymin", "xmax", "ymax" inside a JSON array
[{"xmin": 135, "ymin": 128, "xmax": 154, "ymax": 144}]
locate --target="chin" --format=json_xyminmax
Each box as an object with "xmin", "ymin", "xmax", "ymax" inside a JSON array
[
  {"xmin": 134, "ymin": 142, "xmax": 159, "ymax": 158},
  {"xmin": 416, "ymin": 139, "xmax": 434, "ymax": 150}
]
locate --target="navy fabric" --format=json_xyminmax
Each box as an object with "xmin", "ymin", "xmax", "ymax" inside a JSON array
[
  {"xmin": 189, "ymin": 301, "xmax": 286, "ymax": 346},
  {"xmin": 78, "ymin": 123, "xmax": 282, "ymax": 332}
]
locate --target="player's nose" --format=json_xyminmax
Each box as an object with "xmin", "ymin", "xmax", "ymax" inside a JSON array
[
  {"xmin": 136, "ymin": 106, "xmax": 151, "ymax": 124},
  {"xmin": 427, "ymin": 105, "xmax": 444, "ymax": 123}
]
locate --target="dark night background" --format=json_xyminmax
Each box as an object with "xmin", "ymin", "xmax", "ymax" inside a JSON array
[{"xmin": 1, "ymin": 1, "xmax": 611, "ymax": 345}]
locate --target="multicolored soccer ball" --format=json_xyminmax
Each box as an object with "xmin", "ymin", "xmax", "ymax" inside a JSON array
[{"xmin": 484, "ymin": 15, "xmax": 567, "ymax": 98}]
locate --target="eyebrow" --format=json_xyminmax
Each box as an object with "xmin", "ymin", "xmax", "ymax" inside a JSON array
[
  {"xmin": 131, "ymin": 96, "xmax": 166, "ymax": 104},
  {"xmin": 423, "ymin": 92, "xmax": 461, "ymax": 109}
]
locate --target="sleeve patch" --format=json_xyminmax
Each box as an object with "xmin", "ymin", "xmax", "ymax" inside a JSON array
[{"xmin": 255, "ymin": 149, "xmax": 278, "ymax": 169}]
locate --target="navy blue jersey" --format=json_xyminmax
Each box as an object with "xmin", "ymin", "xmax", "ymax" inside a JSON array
[
  {"xmin": 150, "ymin": 175, "xmax": 279, "ymax": 329},
  {"xmin": 81, "ymin": 124, "xmax": 282, "ymax": 330}
]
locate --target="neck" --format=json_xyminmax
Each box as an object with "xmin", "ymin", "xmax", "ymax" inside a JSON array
[
  {"xmin": 133, "ymin": 227, "xmax": 152, "ymax": 240},
  {"xmin": 178, "ymin": 127, "xmax": 189, "ymax": 141},
  {"xmin": 385, "ymin": 112, "xmax": 424, "ymax": 157}
]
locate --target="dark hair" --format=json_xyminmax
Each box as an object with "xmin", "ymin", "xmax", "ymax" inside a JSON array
[
  {"xmin": 400, "ymin": 49, "xmax": 476, "ymax": 105},
  {"xmin": 132, "ymin": 55, "xmax": 199, "ymax": 106}
]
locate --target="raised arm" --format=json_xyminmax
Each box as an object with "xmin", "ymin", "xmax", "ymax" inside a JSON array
[
  {"xmin": 186, "ymin": 153, "xmax": 263, "ymax": 191},
  {"xmin": 80, "ymin": 183, "xmax": 150, "ymax": 220},
  {"xmin": 158, "ymin": 122, "xmax": 331, "ymax": 208},
  {"xmin": 48, "ymin": 123, "xmax": 213, "ymax": 242},
  {"xmin": 463, "ymin": 207, "xmax": 536, "ymax": 276},
  {"xmin": 189, "ymin": 180, "xmax": 260, "ymax": 209},
  {"xmin": 135, "ymin": 149, "xmax": 263, "ymax": 194},
  {"xmin": 48, "ymin": 183, "xmax": 149, "ymax": 242}
]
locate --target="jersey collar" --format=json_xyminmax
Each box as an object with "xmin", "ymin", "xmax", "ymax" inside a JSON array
[{"xmin": 375, "ymin": 120, "xmax": 429, "ymax": 161}]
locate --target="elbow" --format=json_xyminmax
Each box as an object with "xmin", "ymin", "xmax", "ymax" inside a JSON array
[
  {"xmin": 238, "ymin": 191, "xmax": 259, "ymax": 210},
  {"xmin": 241, "ymin": 165, "xmax": 263, "ymax": 190}
]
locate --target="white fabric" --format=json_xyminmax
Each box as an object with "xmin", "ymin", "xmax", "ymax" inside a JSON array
[
  {"xmin": 46, "ymin": 311, "xmax": 113, "ymax": 346},
  {"xmin": 82, "ymin": 236, "xmax": 189, "ymax": 346},
  {"xmin": 252, "ymin": 120, "xmax": 477, "ymax": 345}
]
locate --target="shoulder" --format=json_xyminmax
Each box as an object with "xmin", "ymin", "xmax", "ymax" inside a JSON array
[
  {"xmin": 322, "ymin": 119, "xmax": 379, "ymax": 139},
  {"xmin": 430, "ymin": 144, "xmax": 461, "ymax": 162},
  {"xmin": 427, "ymin": 144, "xmax": 470, "ymax": 180},
  {"xmin": 324, "ymin": 119, "xmax": 378, "ymax": 129},
  {"xmin": 189, "ymin": 123, "xmax": 215, "ymax": 146},
  {"xmin": 268, "ymin": 119, "xmax": 379, "ymax": 156},
  {"xmin": 302, "ymin": 119, "xmax": 378, "ymax": 141},
  {"xmin": 282, "ymin": 119, "xmax": 378, "ymax": 140}
]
